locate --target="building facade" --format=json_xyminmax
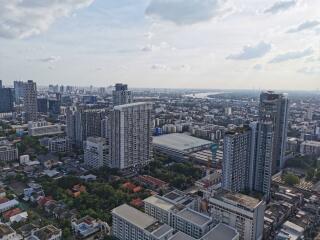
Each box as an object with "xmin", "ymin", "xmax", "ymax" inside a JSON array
[
  {"xmin": 24, "ymin": 80, "xmax": 38, "ymax": 122},
  {"xmin": 112, "ymin": 83, "xmax": 133, "ymax": 106},
  {"xmin": 0, "ymin": 144, "xmax": 18, "ymax": 163},
  {"xmin": 0, "ymin": 87, "xmax": 14, "ymax": 113},
  {"xmin": 84, "ymin": 137, "xmax": 108, "ymax": 169},
  {"xmin": 259, "ymin": 91, "xmax": 289, "ymax": 173},
  {"xmin": 108, "ymin": 102, "xmax": 153, "ymax": 170}
]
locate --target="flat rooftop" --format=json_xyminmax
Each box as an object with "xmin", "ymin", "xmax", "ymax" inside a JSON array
[
  {"xmin": 202, "ymin": 223, "xmax": 238, "ymax": 240},
  {"xmin": 169, "ymin": 231, "xmax": 196, "ymax": 240},
  {"xmin": 0, "ymin": 224, "xmax": 14, "ymax": 237},
  {"xmin": 176, "ymin": 208, "xmax": 212, "ymax": 226},
  {"xmin": 112, "ymin": 204, "xmax": 157, "ymax": 230},
  {"xmin": 153, "ymin": 133, "xmax": 212, "ymax": 151},
  {"xmin": 144, "ymin": 195, "xmax": 174, "ymax": 211},
  {"xmin": 214, "ymin": 190, "xmax": 261, "ymax": 209}
]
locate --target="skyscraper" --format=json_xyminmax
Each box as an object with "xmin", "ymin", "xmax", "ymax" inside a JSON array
[
  {"xmin": 0, "ymin": 87, "xmax": 14, "ymax": 113},
  {"xmin": 112, "ymin": 83, "xmax": 133, "ymax": 106},
  {"xmin": 222, "ymin": 126, "xmax": 253, "ymax": 192},
  {"xmin": 24, "ymin": 80, "xmax": 38, "ymax": 122},
  {"xmin": 14, "ymin": 81, "xmax": 25, "ymax": 104},
  {"xmin": 259, "ymin": 91, "xmax": 289, "ymax": 173},
  {"xmin": 108, "ymin": 102, "xmax": 153, "ymax": 170},
  {"xmin": 250, "ymin": 122, "xmax": 274, "ymax": 199}
]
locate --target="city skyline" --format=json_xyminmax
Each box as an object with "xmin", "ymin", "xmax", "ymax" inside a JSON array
[{"xmin": 1, "ymin": 0, "xmax": 320, "ymax": 90}]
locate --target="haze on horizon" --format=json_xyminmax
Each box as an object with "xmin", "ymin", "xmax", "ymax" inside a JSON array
[{"xmin": 0, "ymin": 0, "xmax": 319, "ymax": 91}]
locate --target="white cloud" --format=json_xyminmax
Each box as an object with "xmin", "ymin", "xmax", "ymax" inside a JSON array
[
  {"xmin": 264, "ymin": 0, "xmax": 297, "ymax": 14},
  {"xmin": 141, "ymin": 42, "xmax": 175, "ymax": 52},
  {"xmin": 269, "ymin": 48, "xmax": 313, "ymax": 63},
  {"xmin": 226, "ymin": 42, "xmax": 272, "ymax": 60},
  {"xmin": 287, "ymin": 20, "xmax": 320, "ymax": 33},
  {"xmin": 0, "ymin": 0, "xmax": 94, "ymax": 39},
  {"xmin": 253, "ymin": 64, "xmax": 263, "ymax": 70},
  {"xmin": 298, "ymin": 66, "xmax": 320, "ymax": 75},
  {"xmin": 39, "ymin": 56, "xmax": 61, "ymax": 63},
  {"xmin": 145, "ymin": 0, "xmax": 232, "ymax": 25},
  {"xmin": 151, "ymin": 64, "xmax": 168, "ymax": 70}
]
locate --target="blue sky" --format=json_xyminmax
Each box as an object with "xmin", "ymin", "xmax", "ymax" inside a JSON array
[{"xmin": 0, "ymin": 0, "xmax": 319, "ymax": 90}]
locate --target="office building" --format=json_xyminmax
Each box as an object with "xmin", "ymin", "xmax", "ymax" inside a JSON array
[
  {"xmin": 300, "ymin": 140, "xmax": 320, "ymax": 156},
  {"xmin": 112, "ymin": 83, "xmax": 133, "ymax": 106},
  {"xmin": 209, "ymin": 190, "xmax": 265, "ymax": 240},
  {"xmin": 37, "ymin": 98, "xmax": 48, "ymax": 114},
  {"xmin": 222, "ymin": 126, "xmax": 253, "ymax": 192},
  {"xmin": 24, "ymin": 80, "xmax": 38, "ymax": 122},
  {"xmin": 108, "ymin": 102, "xmax": 153, "ymax": 170},
  {"xmin": 14, "ymin": 81, "xmax": 25, "ymax": 103},
  {"xmin": 84, "ymin": 137, "xmax": 108, "ymax": 169},
  {"xmin": 259, "ymin": 91, "xmax": 289, "ymax": 173},
  {"xmin": 112, "ymin": 204, "xmax": 174, "ymax": 240},
  {"xmin": 0, "ymin": 87, "xmax": 14, "ymax": 113}
]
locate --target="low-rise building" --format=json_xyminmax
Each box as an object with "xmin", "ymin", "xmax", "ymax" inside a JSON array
[
  {"xmin": 29, "ymin": 225, "xmax": 62, "ymax": 240},
  {"xmin": 28, "ymin": 121, "xmax": 63, "ymax": 137},
  {"xmin": 0, "ymin": 199, "xmax": 19, "ymax": 213},
  {"xmin": 0, "ymin": 144, "xmax": 18, "ymax": 163},
  {"xmin": 300, "ymin": 140, "xmax": 320, "ymax": 156},
  {"xmin": 0, "ymin": 224, "xmax": 22, "ymax": 240},
  {"xmin": 48, "ymin": 137, "xmax": 71, "ymax": 153}
]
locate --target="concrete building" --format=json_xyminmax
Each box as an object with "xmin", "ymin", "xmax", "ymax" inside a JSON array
[
  {"xmin": 28, "ymin": 121, "xmax": 63, "ymax": 137},
  {"xmin": 144, "ymin": 194, "xmax": 215, "ymax": 239},
  {"xmin": 300, "ymin": 140, "xmax": 320, "ymax": 156},
  {"xmin": 259, "ymin": 91, "xmax": 289, "ymax": 173},
  {"xmin": 112, "ymin": 204, "xmax": 174, "ymax": 240},
  {"xmin": 153, "ymin": 133, "xmax": 214, "ymax": 162},
  {"xmin": 24, "ymin": 80, "xmax": 38, "ymax": 122},
  {"xmin": 108, "ymin": 102, "xmax": 153, "ymax": 170},
  {"xmin": 48, "ymin": 137, "xmax": 71, "ymax": 153},
  {"xmin": 71, "ymin": 215, "xmax": 109, "ymax": 239},
  {"xmin": 0, "ymin": 144, "xmax": 18, "ymax": 163},
  {"xmin": 0, "ymin": 199, "xmax": 19, "ymax": 213},
  {"xmin": 222, "ymin": 126, "xmax": 253, "ymax": 192},
  {"xmin": 0, "ymin": 224, "xmax": 22, "ymax": 240},
  {"xmin": 30, "ymin": 225, "xmax": 62, "ymax": 240},
  {"xmin": 0, "ymin": 87, "xmax": 14, "ymax": 113},
  {"xmin": 112, "ymin": 83, "xmax": 133, "ymax": 106},
  {"xmin": 84, "ymin": 137, "xmax": 108, "ymax": 169},
  {"xmin": 209, "ymin": 190, "xmax": 265, "ymax": 240}
]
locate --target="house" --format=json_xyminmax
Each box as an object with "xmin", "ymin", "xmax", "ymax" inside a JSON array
[
  {"xmin": 71, "ymin": 216, "xmax": 110, "ymax": 240},
  {"xmin": 29, "ymin": 225, "xmax": 62, "ymax": 240},
  {"xmin": 67, "ymin": 184, "xmax": 86, "ymax": 198},
  {"xmin": 0, "ymin": 223, "xmax": 22, "ymax": 240},
  {"xmin": 0, "ymin": 199, "xmax": 19, "ymax": 213}
]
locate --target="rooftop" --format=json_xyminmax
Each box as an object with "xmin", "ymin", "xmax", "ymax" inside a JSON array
[
  {"xmin": 114, "ymin": 102, "xmax": 152, "ymax": 110},
  {"xmin": 112, "ymin": 204, "xmax": 157, "ymax": 230},
  {"xmin": 202, "ymin": 223, "xmax": 239, "ymax": 240},
  {"xmin": 214, "ymin": 190, "xmax": 261, "ymax": 209},
  {"xmin": 33, "ymin": 225, "xmax": 61, "ymax": 240},
  {"xmin": 153, "ymin": 133, "xmax": 212, "ymax": 151},
  {"xmin": 151, "ymin": 224, "xmax": 173, "ymax": 238},
  {"xmin": 169, "ymin": 231, "xmax": 196, "ymax": 240},
  {"xmin": 0, "ymin": 224, "xmax": 14, "ymax": 237},
  {"xmin": 144, "ymin": 195, "xmax": 174, "ymax": 211},
  {"xmin": 176, "ymin": 208, "xmax": 212, "ymax": 226}
]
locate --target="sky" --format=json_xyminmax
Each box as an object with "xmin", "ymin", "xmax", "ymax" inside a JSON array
[{"xmin": 0, "ymin": 0, "xmax": 319, "ymax": 90}]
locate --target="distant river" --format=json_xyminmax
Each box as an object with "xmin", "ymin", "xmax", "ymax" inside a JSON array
[{"xmin": 184, "ymin": 92, "xmax": 227, "ymax": 99}]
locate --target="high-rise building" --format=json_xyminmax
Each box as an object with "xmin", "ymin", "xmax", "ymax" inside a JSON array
[
  {"xmin": 84, "ymin": 137, "xmax": 108, "ymax": 169},
  {"xmin": 66, "ymin": 109, "xmax": 106, "ymax": 147},
  {"xmin": 112, "ymin": 83, "xmax": 133, "ymax": 106},
  {"xmin": 259, "ymin": 91, "xmax": 289, "ymax": 173},
  {"xmin": 24, "ymin": 80, "xmax": 38, "ymax": 122},
  {"xmin": 37, "ymin": 98, "xmax": 48, "ymax": 114},
  {"xmin": 250, "ymin": 122, "xmax": 274, "ymax": 199},
  {"xmin": 0, "ymin": 87, "xmax": 14, "ymax": 113},
  {"xmin": 222, "ymin": 126, "xmax": 253, "ymax": 193},
  {"xmin": 209, "ymin": 190, "xmax": 265, "ymax": 240},
  {"xmin": 108, "ymin": 102, "xmax": 153, "ymax": 170},
  {"xmin": 0, "ymin": 80, "xmax": 2, "ymax": 88},
  {"xmin": 14, "ymin": 81, "xmax": 25, "ymax": 103}
]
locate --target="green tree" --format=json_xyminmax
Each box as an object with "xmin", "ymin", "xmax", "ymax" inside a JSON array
[{"xmin": 283, "ymin": 173, "xmax": 300, "ymax": 186}]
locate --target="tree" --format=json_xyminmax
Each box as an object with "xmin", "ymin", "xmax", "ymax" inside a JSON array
[
  {"xmin": 306, "ymin": 168, "xmax": 315, "ymax": 181},
  {"xmin": 283, "ymin": 173, "xmax": 300, "ymax": 186}
]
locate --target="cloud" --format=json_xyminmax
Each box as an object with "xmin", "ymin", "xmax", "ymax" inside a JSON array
[
  {"xmin": 151, "ymin": 64, "xmax": 168, "ymax": 70},
  {"xmin": 0, "ymin": 0, "xmax": 94, "ymax": 39},
  {"xmin": 145, "ymin": 0, "xmax": 232, "ymax": 25},
  {"xmin": 226, "ymin": 42, "xmax": 272, "ymax": 60},
  {"xmin": 287, "ymin": 20, "xmax": 320, "ymax": 33},
  {"xmin": 253, "ymin": 64, "xmax": 263, "ymax": 70},
  {"xmin": 269, "ymin": 48, "xmax": 313, "ymax": 63},
  {"xmin": 264, "ymin": 0, "xmax": 297, "ymax": 14},
  {"xmin": 298, "ymin": 66, "xmax": 320, "ymax": 75},
  {"xmin": 141, "ymin": 42, "xmax": 175, "ymax": 52},
  {"xmin": 39, "ymin": 56, "xmax": 61, "ymax": 63}
]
